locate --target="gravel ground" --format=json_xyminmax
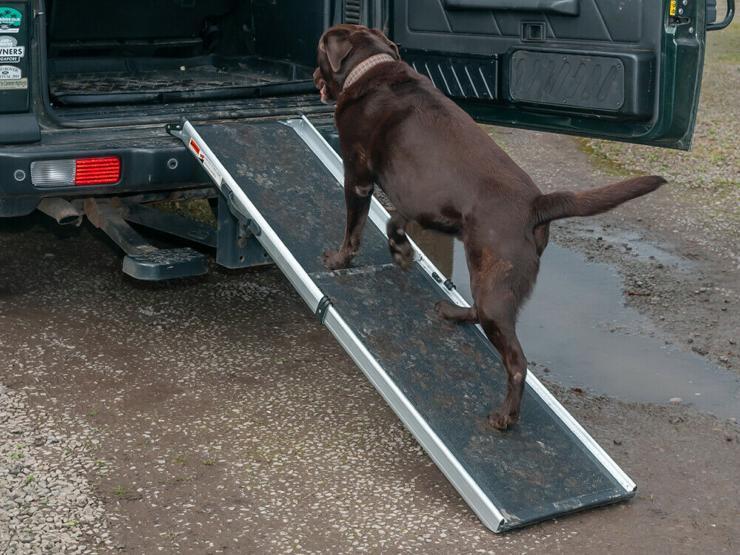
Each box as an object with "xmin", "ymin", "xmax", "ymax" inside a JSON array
[
  {"xmin": 0, "ymin": 385, "xmax": 110, "ymax": 553},
  {"xmin": 1, "ymin": 196, "xmax": 739, "ymax": 554}
]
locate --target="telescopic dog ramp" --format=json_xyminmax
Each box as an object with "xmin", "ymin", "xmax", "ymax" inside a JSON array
[{"xmin": 169, "ymin": 117, "xmax": 636, "ymax": 532}]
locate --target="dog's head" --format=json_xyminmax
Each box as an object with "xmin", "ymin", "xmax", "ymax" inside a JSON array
[{"xmin": 314, "ymin": 24, "xmax": 400, "ymax": 104}]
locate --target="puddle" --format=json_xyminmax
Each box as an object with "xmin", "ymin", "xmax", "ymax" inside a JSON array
[{"xmin": 409, "ymin": 226, "xmax": 740, "ymax": 420}]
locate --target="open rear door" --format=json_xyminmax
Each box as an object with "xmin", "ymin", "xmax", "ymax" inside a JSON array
[{"xmin": 391, "ymin": 0, "xmax": 721, "ymax": 149}]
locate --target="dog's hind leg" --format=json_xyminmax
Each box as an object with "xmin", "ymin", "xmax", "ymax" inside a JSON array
[
  {"xmin": 387, "ymin": 213, "xmax": 414, "ymax": 270},
  {"xmin": 464, "ymin": 244, "xmax": 529, "ymax": 431},
  {"xmin": 477, "ymin": 291, "xmax": 527, "ymax": 431},
  {"xmin": 435, "ymin": 300, "xmax": 478, "ymax": 323}
]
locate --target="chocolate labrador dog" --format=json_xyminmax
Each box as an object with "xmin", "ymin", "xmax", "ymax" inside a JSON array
[{"xmin": 314, "ymin": 24, "xmax": 665, "ymax": 430}]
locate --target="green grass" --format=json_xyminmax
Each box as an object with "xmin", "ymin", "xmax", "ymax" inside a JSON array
[
  {"xmin": 157, "ymin": 199, "xmax": 216, "ymax": 226},
  {"xmin": 711, "ymin": 14, "xmax": 740, "ymax": 62}
]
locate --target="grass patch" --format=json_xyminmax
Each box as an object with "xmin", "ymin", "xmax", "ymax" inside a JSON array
[{"xmin": 156, "ymin": 199, "xmax": 216, "ymax": 226}]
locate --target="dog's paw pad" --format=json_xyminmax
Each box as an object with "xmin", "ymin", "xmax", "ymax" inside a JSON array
[
  {"xmin": 434, "ymin": 300, "xmax": 452, "ymax": 317},
  {"xmin": 322, "ymin": 249, "xmax": 348, "ymax": 270},
  {"xmin": 488, "ymin": 412, "xmax": 512, "ymax": 431}
]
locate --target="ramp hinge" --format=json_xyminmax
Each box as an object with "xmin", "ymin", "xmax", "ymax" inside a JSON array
[
  {"xmin": 315, "ymin": 295, "xmax": 332, "ymax": 324},
  {"xmin": 444, "ymin": 279, "xmax": 456, "ymax": 291}
]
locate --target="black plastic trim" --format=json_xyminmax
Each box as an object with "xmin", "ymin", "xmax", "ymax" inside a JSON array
[
  {"xmin": 444, "ymin": 0, "xmax": 579, "ymax": 15},
  {"xmin": 707, "ymin": 0, "xmax": 734, "ymax": 30},
  {"xmin": 0, "ymin": 114, "xmax": 41, "ymax": 144},
  {"xmin": 316, "ymin": 295, "xmax": 333, "ymax": 324}
]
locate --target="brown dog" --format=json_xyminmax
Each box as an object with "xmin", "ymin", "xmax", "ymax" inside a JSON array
[{"xmin": 315, "ymin": 24, "xmax": 665, "ymax": 430}]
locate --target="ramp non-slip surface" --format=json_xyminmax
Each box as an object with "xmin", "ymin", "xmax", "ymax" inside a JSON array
[{"xmin": 179, "ymin": 120, "xmax": 635, "ymax": 531}]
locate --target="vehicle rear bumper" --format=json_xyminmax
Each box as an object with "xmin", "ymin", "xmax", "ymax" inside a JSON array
[
  {"xmin": 0, "ymin": 97, "xmax": 333, "ymax": 217},
  {"xmin": 0, "ymin": 126, "xmax": 206, "ymax": 217}
]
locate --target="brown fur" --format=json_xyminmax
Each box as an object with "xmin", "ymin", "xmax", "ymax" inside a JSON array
[{"xmin": 315, "ymin": 24, "xmax": 666, "ymax": 430}]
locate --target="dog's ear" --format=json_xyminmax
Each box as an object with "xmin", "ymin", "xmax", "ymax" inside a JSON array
[
  {"xmin": 368, "ymin": 28, "xmax": 400, "ymax": 59},
  {"xmin": 321, "ymin": 31, "xmax": 355, "ymax": 73}
]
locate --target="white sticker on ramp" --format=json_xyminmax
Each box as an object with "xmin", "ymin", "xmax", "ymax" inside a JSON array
[{"xmin": 188, "ymin": 137, "xmax": 223, "ymax": 184}]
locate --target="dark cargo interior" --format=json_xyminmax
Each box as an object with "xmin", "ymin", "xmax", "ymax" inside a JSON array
[
  {"xmin": 44, "ymin": 0, "xmax": 663, "ymax": 120},
  {"xmin": 45, "ymin": 0, "xmax": 328, "ymax": 107}
]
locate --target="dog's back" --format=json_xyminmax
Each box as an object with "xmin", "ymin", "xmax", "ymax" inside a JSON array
[{"xmin": 337, "ymin": 62, "xmax": 543, "ymax": 237}]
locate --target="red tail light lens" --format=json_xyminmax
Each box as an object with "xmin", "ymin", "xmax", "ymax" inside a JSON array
[{"xmin": 74, "ymin": 156, "xmax": 121, "ymax": 186}]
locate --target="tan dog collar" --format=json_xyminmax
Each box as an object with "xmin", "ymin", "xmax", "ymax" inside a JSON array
[{"xmin": 343, "ymin": 54, "xmax": 396, "ymax": 91}]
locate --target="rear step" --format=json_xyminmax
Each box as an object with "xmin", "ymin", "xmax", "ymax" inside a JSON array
[
  {"xmin": 83, "ymin": 198, "xmax": 207, "ymax": 281},
  {"xmin": 169, "ymin": 117, "xmax": 636, "ymax": 532}
]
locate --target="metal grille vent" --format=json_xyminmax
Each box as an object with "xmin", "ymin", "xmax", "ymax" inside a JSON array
[
  {"xmin": 404, "ymin": 52, "xmax": 498, "ymax": 101},
  {"xmin": 344, "ymin": 0, "xmax": 362, "ymax": 24}
]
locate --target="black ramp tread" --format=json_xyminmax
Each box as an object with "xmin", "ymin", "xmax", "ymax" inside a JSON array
[
  {"xmin": 190, "ymin": 121, "xmax": 632, "ymax": 530},
  {"xmin": 196, "ymin": 122, "xmax": 389, "ymax": 274},
  {"xmin": 313, "ymin": 264, "xmax": 626, "ymax": 527}
]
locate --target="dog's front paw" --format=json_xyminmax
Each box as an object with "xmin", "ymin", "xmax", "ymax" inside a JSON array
[
  {"xmin": 435, "ymin": 300, "xmax": 457, "ymax": 320},
  {"xmin": 322, "ymin": 249, "xmax": 350, "ymax": 270},
  {"xmin": 488, "ymin": 410, "xmax": 517, "ymax": 431}
]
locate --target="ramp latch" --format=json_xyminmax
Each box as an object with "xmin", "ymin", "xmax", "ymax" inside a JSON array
[
  {"xmin": 444, "ymin": 279, "xmax": 456, "ymax": 291},
  {"xmin": 315, "ymin": 295, "xmax": 332, "ymax": 324}
]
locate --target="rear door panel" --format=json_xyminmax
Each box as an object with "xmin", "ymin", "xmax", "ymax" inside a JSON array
[{"xmin": 392, "ymin": 0, "xmax": 706, "ymax": 149}]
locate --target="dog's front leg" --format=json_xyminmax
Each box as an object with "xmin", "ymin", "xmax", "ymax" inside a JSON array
[{"xmin": 322, "ymin": 173, "xmax": 373, "ymax": 270}]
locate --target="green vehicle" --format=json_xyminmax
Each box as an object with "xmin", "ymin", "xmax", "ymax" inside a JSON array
[{"xmin": 0, "ymin": 0, "xmax": 734, "ymax": 270}]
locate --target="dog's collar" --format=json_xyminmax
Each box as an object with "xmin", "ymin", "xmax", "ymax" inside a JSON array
[{"xmin": 343, "ymin": 53, "xmax": 396, "ymax": 91}]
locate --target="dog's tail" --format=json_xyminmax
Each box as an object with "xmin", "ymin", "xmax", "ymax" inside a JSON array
[{"xmin": 531, "ymin": 175, "xmax": 666, "ymax": 225}]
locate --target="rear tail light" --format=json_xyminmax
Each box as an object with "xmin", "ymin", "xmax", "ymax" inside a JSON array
[
  {"xmin": 74, "ymin": 157, "xmax": 121, "ymax": 185},
  {"xmin": 30, "ymin": 159, "xmax": 75, "ymax": 187},
  {"xmin": 30, "ymin": 156, "xmax": 121, "ymax": 188}
]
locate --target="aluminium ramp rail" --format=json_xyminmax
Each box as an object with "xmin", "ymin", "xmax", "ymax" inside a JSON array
[{"xmin": 169, "ymin": 117, "xmax": 636, "ymax": 532}]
